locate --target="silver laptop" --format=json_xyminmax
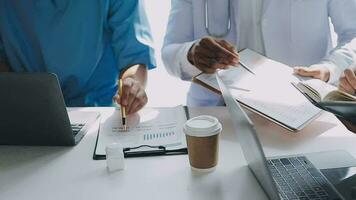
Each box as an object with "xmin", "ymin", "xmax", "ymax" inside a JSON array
[
  {"xmin": 217, "ymin": 74, "xmax": 356, "ymax": 200},
  {"xmin": 0, "ymin": 73, "xmax": 100, "ymax": 146}
]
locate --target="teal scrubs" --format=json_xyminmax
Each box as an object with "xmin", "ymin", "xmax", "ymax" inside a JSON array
[{"xmin": 0, "ymin": 0, "xmax": 156, "ymax": 106}]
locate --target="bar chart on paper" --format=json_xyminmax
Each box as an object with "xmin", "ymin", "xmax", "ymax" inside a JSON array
[{"xmin": 143, "ymin": 131, "xmax": 177, "ymax": 141}]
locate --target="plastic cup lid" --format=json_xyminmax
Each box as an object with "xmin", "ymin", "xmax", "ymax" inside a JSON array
[{"xmin": 183, "ymin": 115, "xmax": 222, "ymax": 137}]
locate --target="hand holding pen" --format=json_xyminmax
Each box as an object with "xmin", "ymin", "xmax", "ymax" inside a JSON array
[
  {"xmin": 113, "ymin": 77, "xmax": 148, "ymax": 120},
  {"xmin": 187, "ymin": 36, "xmax": 255, "ymax": 75}
]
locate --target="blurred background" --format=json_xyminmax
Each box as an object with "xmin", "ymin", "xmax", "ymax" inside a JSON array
[{"xmin": 144, "ymin": 1, "xmax": 190, "ymax": 107}]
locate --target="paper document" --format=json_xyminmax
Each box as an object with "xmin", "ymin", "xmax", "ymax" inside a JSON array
[
  {"xmin": 95, "ymin": 106, "xmax": 187, "ymax": 156},
  {"xmin": 195, "ymin": 49, "xmax": 321, "ymax": 131}
]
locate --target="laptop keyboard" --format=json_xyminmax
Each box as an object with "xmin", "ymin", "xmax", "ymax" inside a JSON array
[
  {"xmin": 71, "ymin": 123, "xmax": 85, "ymax": 136},
  {"xmin": 268, "ymin": 157, "xmax": 341, "ymax": 200}
]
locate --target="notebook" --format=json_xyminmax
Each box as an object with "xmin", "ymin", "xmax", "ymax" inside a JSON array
[
  {"xmin": 193, "ymin": 49, "xmax": 321, "ymax": 132},
  {"xmin": 93, "ymin": 106, "xmax": 189, "ymax": 159},
  {"xmin": 293, "ymin": 79, "xmax": 356, "ymax": 124}
]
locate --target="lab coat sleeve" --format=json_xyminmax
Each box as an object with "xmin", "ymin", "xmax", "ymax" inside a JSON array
[
  {"xmin": 161, "ymin": 0, "xmax": 201, "ymax": 81},
  {"xmin": 0, "ymin": 37, "xmax": 7, "ymax": 62},
  {"xmin": 108, "ymin": 0, "xmax": 156, "ymax": 72},
  {"xmin": 314, "ymin": 0, "xmax": 356, "ymax": 84}
]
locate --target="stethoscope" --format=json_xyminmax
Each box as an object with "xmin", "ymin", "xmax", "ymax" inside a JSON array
[{"xmin": 204, "ymin": 0, "xmax": 232, "ymax": 38}]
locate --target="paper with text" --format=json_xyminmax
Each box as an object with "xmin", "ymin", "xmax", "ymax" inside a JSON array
[{"xmin": 95, "ymin": 106, "xmax": 187, "ymax": 156}]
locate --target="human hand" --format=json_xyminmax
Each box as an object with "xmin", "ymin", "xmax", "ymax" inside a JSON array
[
  {"xmin": 293, "ymin": 65, "xmax": 330, "ymax": 82},
  {"xmin": 113, "ymin": 77, "xmax": 148, "ymax": 115},
  {"xmin": 339, "ymin": 68, "xmax": 356, "ymax": 95},
  {"xmin": 187, "ymin": 37, "xmax": 239, "ymax": 74}
]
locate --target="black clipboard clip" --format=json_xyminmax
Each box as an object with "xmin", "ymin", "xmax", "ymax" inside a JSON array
[{"xmin": 123, "ymin": 145, "xmax": 187, "ymax": 158}]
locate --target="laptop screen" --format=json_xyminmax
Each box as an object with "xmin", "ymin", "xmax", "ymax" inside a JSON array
[{"xmin": 216, "ymin": 72, "xmax": 281, "ymax": 200}]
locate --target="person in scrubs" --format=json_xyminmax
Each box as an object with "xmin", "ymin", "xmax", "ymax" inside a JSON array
[
  {"xmin": 162, "ymin": 0, "xmax": 356, "ymax": 106},
  {"xmin": 0, "ymin": 0, "xmax": 156, "ymax": 114}
]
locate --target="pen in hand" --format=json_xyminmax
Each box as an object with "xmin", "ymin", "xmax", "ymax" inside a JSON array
[
  {"xmin": 236, "ymin": 61, "xmax": 256, "ymax": 75},
  {"xmin": 118, "ymin": 79, "xmax": 127, "ymax": 131},
  {"xmin": 230, "ymin": 52, "xmax": 255, "ymax": 75},
  {"xmin": 214, "ymin": 51, "xmax": 255, "ymax": 75}
]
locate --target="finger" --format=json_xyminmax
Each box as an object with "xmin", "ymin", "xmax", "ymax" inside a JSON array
[
  {"xmin": 194, "ymin": 54, "xmax": 215, "ymax": 66},
  {"xmin": 339, "ymin": 84, "xmax": 348, "ymax": 93},
  {"xmin": 339, "ymin": 84, "xmax": 355, "ymax": 95},
  {"xmin": 195, "ymin": 45, "xmax": 218, "ymax": 59},
  {"xmin": 339, "ymin": 85, "xmax": 347, "ymax": 92},
  {"xmin": 213, "ymin": 48, "xmax": 239, "ymax": 65},
  {"xmin": 128, "ymin": 90, "xmax": 147, "ymax": 114},
  {"xmin": 217, "ymin": 55, "xmax": 239, "ymax": 66},
  {"xmin": 199, "ymin": 43, "xmax": 238, "ymax": 66},
  {"xmin": 128, "ymin": 91, "xmax": 147, "ymax": 114},
  {"xmin": 200, "ymin": 38, "xmax": 238, "ymax": 60},
  {"xmin": 196, "ymin": 61, "xmax": 216, "ymax": 74},
  {"xmin": 294, "ymin": 67, "xmax": 319, "ymax": 77},
  {"xmin": 120, "ymin": 79, "xmax": 134, "ymax": 106},
  {"xmin": 339, "ymin": 77, "xmax": 355, "ymax": 94},
  {"xmin": 344, "ymin": 69, "xmax": 356, "ymax": 90},
  {"xmin": 113, "ymin": 95, "xmax": 120, "ymax": 105},
  {"xmin": 211, "ymin": 62, "xmax": 230, "ymax": 70},
  {"xmin": 126, "ymin": 83, "xmax": 140, "ymax": 112},
  {"xmin": 195, "ymin": 50, "xmax": 233, "ymax": 67},
  {"xmin": 194, "ymin": 56, "xmax": 217, "ymax": 70},
  {"xmin": 217, "ymin": 39, "xmax": 238, "ymax": 54}
]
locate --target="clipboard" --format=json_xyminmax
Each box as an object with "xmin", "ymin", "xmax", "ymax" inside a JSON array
[
  {"xmin": 93, "ymin": 106, "xmax": 190, "ymax": 160},
  {"xmin": 192, "ymin": 49, "xmax": 322, "ymax": 132}
]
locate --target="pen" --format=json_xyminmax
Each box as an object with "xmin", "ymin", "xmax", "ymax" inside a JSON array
[
  {"xmin": 118, "ymin": 79, "xmax": 127, "ymax": 131},
  {"xmin": 213, "ymin": 57, "xmax": 255, "ymax": 75},
  {"xmin": 225, "ymin": 49, "xmax": 256, "ymax": 75},
  {"xmin": 236, "ymin": 61, "xmax": 256, "ymax": 75}
]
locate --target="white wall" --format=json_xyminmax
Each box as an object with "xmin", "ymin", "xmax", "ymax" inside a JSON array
[{"xmin": 144, "ymin": 0, "xmax": 190, "ymax": 107}]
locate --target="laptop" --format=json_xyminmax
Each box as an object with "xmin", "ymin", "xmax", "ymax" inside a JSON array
[
  {"xmin": 0, "ymin": 73, "xmax": 100, "ymax": 146},
  {"xmin": 217, "ymin": 74, "xmax": 356, "ymax": 200}
]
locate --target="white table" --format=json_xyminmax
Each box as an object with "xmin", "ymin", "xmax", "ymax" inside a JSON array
[{"xmin": 1, "ymin": 107, "xmax": 356, "ymax": 200}]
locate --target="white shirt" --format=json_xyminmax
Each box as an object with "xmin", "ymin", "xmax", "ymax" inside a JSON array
[
  {"xmin": 162, "ymin": 0, "xmax": 356, "ymax": 107},
  {"xmin": 238, "ymin": 0, "xmax": 265, "ymax": 55}
]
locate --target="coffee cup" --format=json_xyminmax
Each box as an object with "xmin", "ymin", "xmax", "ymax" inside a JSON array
[{"xmin": 183, "ymin": 115, "xmax": 222, "ymax": 172}]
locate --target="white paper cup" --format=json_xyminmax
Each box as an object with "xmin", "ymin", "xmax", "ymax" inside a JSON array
[{"xmin": 183, "ymin": 115, "xmax": 222, "ymax": 172}]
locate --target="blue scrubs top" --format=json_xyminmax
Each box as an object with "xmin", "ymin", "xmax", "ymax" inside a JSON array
[{"xmin": 0, "ymin": 0, "xmax": 156, "ymax": 106}]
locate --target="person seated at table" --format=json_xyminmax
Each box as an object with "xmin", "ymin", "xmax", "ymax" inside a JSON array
[
  {"xmin": 0, "ymin": 0, "xmax": 156, "ymax": 114},
  {"xmin": 161, "ymin": 0, "xmax": 356, "ymax": 106}
]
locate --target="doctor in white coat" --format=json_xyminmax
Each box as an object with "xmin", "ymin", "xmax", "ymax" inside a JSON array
[{"xmin": 162, "ymin": 0, "xmax": 356, "ymax": 106}]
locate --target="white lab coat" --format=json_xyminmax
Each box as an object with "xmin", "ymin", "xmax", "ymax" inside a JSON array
[{"xmin": 162, "ymin": 0, "xmax": 356, "ymax": 106}]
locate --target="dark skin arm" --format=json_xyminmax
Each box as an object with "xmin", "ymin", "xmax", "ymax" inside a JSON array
[
  {"xmin": 113, "ymin": 64, "xmax": 148, "ymax": 115},
  {"xmin": 187, "ymin": 36, "xmax": 239, "ymax": 74}
]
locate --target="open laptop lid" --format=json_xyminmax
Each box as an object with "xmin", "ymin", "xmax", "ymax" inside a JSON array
[
  {"xmin": 0, "ymin": 73, "xmax": 74, "ymax": 146},
  {"xmin": 216, "ymin": 72, "xmax": 281, "ymax": 200}
]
